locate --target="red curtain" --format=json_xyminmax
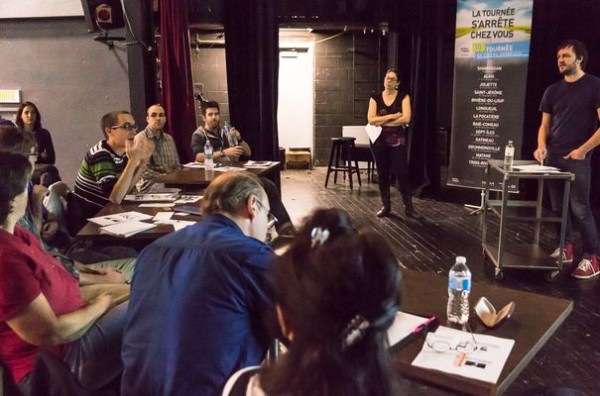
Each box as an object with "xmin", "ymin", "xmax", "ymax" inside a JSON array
[{"xmin": 159, "ymin": 0, "xmax": 196, "ymax": 162}]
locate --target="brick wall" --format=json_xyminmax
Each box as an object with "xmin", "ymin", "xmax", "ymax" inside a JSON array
[{"xmin": 189, "ymin": 31, "xmax": 386, "ymax": 165}]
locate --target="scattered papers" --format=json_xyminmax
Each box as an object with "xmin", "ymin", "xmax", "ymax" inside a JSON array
[
  {"xmin": 412, "ymin": 325, "xmax": 514, "ymax": 384},
  {"xmin": 153, "ymin": 212, "xmax": 173, "ymax": 222},
  {"xmin": 244, "ymin": 160, "xmax": 278, "ymax": 168},
  {"xmin": 88, "ymin": 211, "xmax": 153, "ymax": 226},
  {"xmin": 99, "ymin": 220, "xmax": 157, "ymax": 238},
  {"xmin": 124, "ymin": 193, "xmax": 177, "ymax": 202},
  {"xmin": 365, "ymin": 123, "xmax": 382, "ymax": 143},
  {"xmin": 174, "ymin": 195, "xmax": 202, "ymax": 204},
  {"xmin": 512, "ymin": 164, "xmax": 560, "ymax": 173},
  {"xmin": 138, "ymin": 203, "xmax": 175, "ymax": 208},
  {"xmin": 214, "ymin": 166, "xmax": 248, "ymax": 172},
  {"xmin": 174, "ymin": 205, "xmax": 202, "ymax": 216},
  {"xmin": 154, "ymin": 219, "xmax": 196, "ymax": 231},
  {"xmin": 183, "ymin": 162, "xmax": 205, "ymax": 168}
]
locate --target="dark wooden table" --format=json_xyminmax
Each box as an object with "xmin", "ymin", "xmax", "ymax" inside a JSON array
[
  {"xmin": 396, "ymin": 270, "xmax": 573, "ymax": 396},
  {"xmin": 76, "ymin": 201, "xmax": 203, "ymax": 246},
  {"xmin": 156, "ymin": 162, "xmax": 280, "ymax": 190}
]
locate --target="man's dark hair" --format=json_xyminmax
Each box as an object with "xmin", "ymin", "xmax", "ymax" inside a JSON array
[
  {"xmin": 558, "ymin": 39, "xmax": 588, "ymax": 70},
  {"xmin": 0, "ymin": 152, "xmax": 32, "ymax": 225},
  {"xmin": 0, "ymin": 125, "xmax": 35, "ymax": 156},
  {"xmin": 101, "ymin": 110, "xmax": 131, "ymax": 139},
  {"xmin": 201, "ymin": 100, "xmax": 220, "ymax": 117},
  {"xmin": 15, "ymin": 101, "xmax": 42, "ymax": 131}
]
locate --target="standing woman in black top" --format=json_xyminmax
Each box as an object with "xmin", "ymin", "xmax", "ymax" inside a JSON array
[
  {"xmin": 367, "ymin": 69, "xmax": 421, "ymax": 219},
  {"xmin": 16, "ymin": 101, "xmax": 61, "ymax": 185}
]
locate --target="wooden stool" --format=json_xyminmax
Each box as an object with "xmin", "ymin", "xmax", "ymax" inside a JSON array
[{"xmin": 325, "ymin": 137, "xmax": 362, "ymax": 189}]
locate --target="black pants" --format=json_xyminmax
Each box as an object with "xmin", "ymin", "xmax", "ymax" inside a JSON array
[
  {"xmin": 371, "ymin": 141, "xmax": 410, "ymax": 205},
  {"xmin": 260, "ymin": 177, "xmax": 292, "ymax": 232}
]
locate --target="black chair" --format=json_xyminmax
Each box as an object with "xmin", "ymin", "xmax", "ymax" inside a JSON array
[{"xmin": 324, "ymin": 137, "xmax": 361, "ymax": 189}]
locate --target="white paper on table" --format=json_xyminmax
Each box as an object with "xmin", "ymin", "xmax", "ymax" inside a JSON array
[
  {"xmin": 365, "ymin": 123, "xmax": 382, "ymax": 143},
  {"xmin": 99, "ymin": 220, "xmax": 157, "ymax": 238},
  {"xmin": 512, "ymin": 164, "xmax": 560, "ymax": 173},
  {"xmin": 124, "ymin": 193, "xmax": 177, "ymax": 202},
  {"xmin": 153, "ymin": 212, "xmax": 174, "ymax": 221},
  {"xmin": 244, "ymin": 160, "xmax": 279, "ymax": 168},
  {"xmin": 88, "ymin": 211, "xmax": 153, "ymax": 226},
  {"xmin": 214, "ymin": 166, "xmax": 248, "ymax": 172},
  {"xmin": 182, "ymin": 162, "xmax": 205, "ymax": 168},
  {"xmin": 153, "ymin": 219, "xmax": 196, "ymax": 231},
  {"xmin": 173, "ymin": 195, "xmax": 203, "ymax": 204},
  {"xmin": 139, "ymin": 203, "xmax": 175, "ymax": 208},
  {"xmin": 412, "ymin": 326, "xmax": 514, "ymax": 384},
  {"xmin": 387, "ymin": 312, "xmax": 430, "ymax": 347}
]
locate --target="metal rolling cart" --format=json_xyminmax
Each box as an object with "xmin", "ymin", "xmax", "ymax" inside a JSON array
[{"xmin": 482, "ymin": 160, "xmax": 575, "ymax": 281}]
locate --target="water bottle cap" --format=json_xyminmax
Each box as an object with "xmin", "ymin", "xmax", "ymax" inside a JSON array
[
  {"xmin": 456, "ymin": 256, "xmax": 466, "ymax": 264},
  {"xmin": 508, "ymin": 140, "xmax": 513, "ymax": 144}
]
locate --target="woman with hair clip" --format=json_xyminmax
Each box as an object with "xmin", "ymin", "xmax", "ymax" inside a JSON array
[
  {"xmin": 223, "ymin": 208, "xmax": 402, "ymax": 396},
  {"xmin": 16, "ymin": 101, "xmax": 61, "ymax": 186},
  {"xmin": 368, "ymin": 68, "xmax": 422, "ymax": 219}
]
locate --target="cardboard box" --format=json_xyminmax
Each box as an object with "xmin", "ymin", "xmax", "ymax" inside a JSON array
[{"xmin": 286, "ymin": 149, "xmax": 311, "ymax": 169}]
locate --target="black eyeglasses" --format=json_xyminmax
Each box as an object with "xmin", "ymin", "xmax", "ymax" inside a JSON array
[
  {"xmin": 111, "ymin": 123, "xmax": 138, "ymax": 131},
  {"xmin": 426, "ymin": 323, "xmax": 479, "ymax": 354},
  {"xmin": 256, "ymin": 198, "xmax": 278, "ymax": 229}
]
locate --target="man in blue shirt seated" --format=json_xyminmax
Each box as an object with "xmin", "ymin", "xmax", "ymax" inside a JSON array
[{"xmin": 121, "ymin": 172, "xmax": 277, "ymax": 395}]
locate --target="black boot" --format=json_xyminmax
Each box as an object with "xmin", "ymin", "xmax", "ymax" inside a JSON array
[
  {"xmin": 376, "ymin": 194, "xmax": 391, "ymax": 218},
  {"xmin": 403, "ymin": 195, "xmax": 423, "ymax": 219}
]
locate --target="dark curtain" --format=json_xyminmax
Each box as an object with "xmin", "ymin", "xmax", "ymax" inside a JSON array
[
  {"xmin": 393, "ymin": 0, "xmax": 454, "ymax": 197},
  {"xmin": 159, "ymin": 0, "xmax": 196, "ymax": 163},
  {"xmin": 223, "ymin": 0, "xmax": 279, "ymax": 162}
]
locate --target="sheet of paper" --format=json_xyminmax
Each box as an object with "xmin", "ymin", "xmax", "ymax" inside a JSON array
[
  {"xmin": 88, "ymin": 211, "xmax": 153, "ymax": 226},
  {"xmin": 139, "ymin": 203, "xmax": 175, "ymax": 208},
  {"xmin": 244, "ymin": 160, "xmax": 279, "ymax": 168},
  {"xmin": 99, "ymin": 220, "xmax": 157, "ymax": 238},
  {"xmin": 365, "ymin": 123, "xmax": 382, "ymax": 143},
  {"xmin": 183, "ymin": 162, "xmax": 205, "ymax": 168},
  {"xmin": 153, "ymin": 212, "xmax": 173, "ymax": 221},
  {"xmin": 512, "ymin": 164, "xmax": 560, "ymax": 173},
  {"xmin": 412, "ymin": 326, "xmax": 514, "ymax": 384},
  {"xmin": 124, "ymin": 193, "xmax": 177, "ymax": 202},
  {"xmin": 215, "ymin": 166, "xmax": 248, "ymax": 172},
  {"xmin": 173, "ymin": 195, "xmax": 202, "ymax": 204},
  {"xmin": 387, "ymin": 312, "xmax": 430, "ymax": 347},
  {"xmin": 154, "ymin": 219, "xmax": 196, "ymax": 231}
]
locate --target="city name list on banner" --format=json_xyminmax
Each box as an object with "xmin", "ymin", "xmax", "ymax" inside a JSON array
[{"xmin": 448, "ymin": 0, "xmax": 533, "ymax": 192}]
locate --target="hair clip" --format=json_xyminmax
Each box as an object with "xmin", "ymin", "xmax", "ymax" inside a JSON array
[
  {"xmin": 310, "ymin": 227, "xmax": 330, "ymax": 248},
  {"xmin": 341, "ymin": 315, "xmax": 370, "ymax": 350}
]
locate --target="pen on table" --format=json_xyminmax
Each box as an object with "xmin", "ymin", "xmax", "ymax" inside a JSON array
[{"xmin": 390, "ymin": 316, "xmax": 438, "ymax": 352}]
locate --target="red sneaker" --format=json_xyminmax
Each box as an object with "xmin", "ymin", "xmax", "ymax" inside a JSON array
[
  {"xmin": 550, "ymin": 243, "xmax": 573, "ymax": 264},
  {"xmin": 571, "ymin": 254, "xmax": 600, "ymax": 279}
]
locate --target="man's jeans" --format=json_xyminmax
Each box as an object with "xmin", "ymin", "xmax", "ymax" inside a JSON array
[{"xmin": 546, "ymin": 154, "xmax": 599, "ymax": 256}]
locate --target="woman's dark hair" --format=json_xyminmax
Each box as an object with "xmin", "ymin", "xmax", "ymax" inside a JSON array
[
  {"xmin": 386, "ymin": 68, "xmax": 400, "ymax": 81},
  {"xmin": 0, "ymin": 152, "xmax": 32, "ymax": 225},
  {"xmin": 16, "ymin": 101, "xmax": 42, "ymax": 131},
  {"xmin": 261, "ymin": 208, "xmax": 402, "ymax": 396}
]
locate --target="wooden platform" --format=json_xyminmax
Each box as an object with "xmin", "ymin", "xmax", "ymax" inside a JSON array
[{"xmin": 280, "ymin": 167, "xmax": 600, "ymax": 396}]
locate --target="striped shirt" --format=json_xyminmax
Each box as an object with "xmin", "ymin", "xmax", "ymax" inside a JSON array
[
  {"xmin": 74, "ymin": 140, "xmax": 127, "ymax": 219},
  {"xmin": 137, "ymin": 126, "xmax": 180, "ymax": 192}
]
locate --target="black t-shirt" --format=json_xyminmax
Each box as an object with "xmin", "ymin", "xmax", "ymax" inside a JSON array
[{"xmin": 539, "ymin": 73, "xmax": 600, "ymax": 156}]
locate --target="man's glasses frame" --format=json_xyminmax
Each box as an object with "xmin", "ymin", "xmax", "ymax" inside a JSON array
[
  {"xmin": 111, "ymin": 123, "xmax": 138, "ymax": 131},
  {"xmin": 255, "ymin": 198, "xmax": 278, "ymax": 229}
]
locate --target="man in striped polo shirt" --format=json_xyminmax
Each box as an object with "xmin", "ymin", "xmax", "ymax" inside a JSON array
[{"xmin": 74, "ymin": 111, "xmax": 153, "ymax": 223}]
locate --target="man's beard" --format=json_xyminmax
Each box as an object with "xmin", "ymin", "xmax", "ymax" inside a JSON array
[{"xmin": 559, "ymin": 63, "xmax": 576, "ymax": 76}]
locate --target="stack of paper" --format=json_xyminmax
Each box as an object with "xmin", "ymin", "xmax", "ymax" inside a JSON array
[{"xmin": 99, "ymin": 220, "xmax": 157, "ymax": 238}]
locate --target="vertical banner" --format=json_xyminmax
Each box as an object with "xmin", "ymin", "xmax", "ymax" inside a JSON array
[{"xmin": 447, "ymin": 0, "xmax": 533, "ymax": 191}]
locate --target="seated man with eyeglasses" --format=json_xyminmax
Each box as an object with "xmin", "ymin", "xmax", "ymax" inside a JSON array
[
  {"xmin": 121, "ymin": 172, "xmax": 276, "ymax": 395},
  {"xmin": 74, "ymin": 111, "xmax": 154, "ymax": 223}
]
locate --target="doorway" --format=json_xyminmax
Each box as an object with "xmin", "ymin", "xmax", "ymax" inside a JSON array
[{"xmin": 277, "ymin": 44, "xmax": 314, "ymax": 153}]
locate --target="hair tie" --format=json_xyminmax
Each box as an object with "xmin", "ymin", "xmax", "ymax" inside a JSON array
[
  {"xmin": 310, "ymin": 227, "xmax": 330, "ymax": 248},
  {"xmin": 341, "ymin": 315, "xmax": 370, "ymax": 350}
]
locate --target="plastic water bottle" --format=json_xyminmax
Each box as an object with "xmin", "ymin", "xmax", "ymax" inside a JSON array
[
  {"xmin": 447, "ymin": 256, "xmax": 471, "ymax": 324},
  {"xmin": 504, "ymin": 140, "xmax": 514, "ymax": 170},
  {"xmin": 204, "ymin": 139, "xmax": 214, "ymax": 170}
]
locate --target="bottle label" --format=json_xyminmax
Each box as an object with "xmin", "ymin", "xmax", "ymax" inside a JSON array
[{"xmin": 449, "ymin": 277, "xmax": 471, "ymax": 291}]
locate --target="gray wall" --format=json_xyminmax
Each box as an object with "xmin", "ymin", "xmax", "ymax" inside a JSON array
[{"xmin": 0, "ymin": 18, "xmax": 130, "ymax": 185}]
